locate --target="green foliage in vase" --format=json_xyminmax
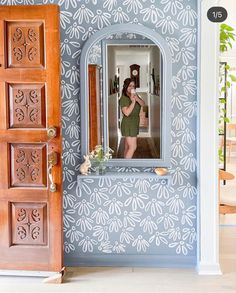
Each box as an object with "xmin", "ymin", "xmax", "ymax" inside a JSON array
[{"xmin": 89, "ymin": 145, "xmax": 113, "ymax": 166}]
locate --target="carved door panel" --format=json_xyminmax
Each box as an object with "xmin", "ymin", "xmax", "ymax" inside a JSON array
[{"xmin": 0, "ymin": 5, "xmax": 62, "ymax": 272}]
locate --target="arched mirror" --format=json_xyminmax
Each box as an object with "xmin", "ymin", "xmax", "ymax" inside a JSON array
[{"xmin": 80, "ymin": 24, "xmax": 172, "ymax": 167}]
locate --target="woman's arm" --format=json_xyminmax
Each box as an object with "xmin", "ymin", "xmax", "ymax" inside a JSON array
[
  {"xmin": 135, "ymin": 94, "xmax": 145, "ymax": 107},
  {"xmin": 122, "ymin": 98, "xmax": 136, "ymax": 117}
]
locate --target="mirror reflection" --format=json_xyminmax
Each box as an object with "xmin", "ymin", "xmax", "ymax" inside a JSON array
[{"xmin": 87, "ymin": 33, "xmax": 162, "ymax": 160}]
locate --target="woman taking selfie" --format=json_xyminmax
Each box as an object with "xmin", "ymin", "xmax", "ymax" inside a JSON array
[{"xmin": 119, "ymin": 78, "xmax": 145, "ymax": 159}]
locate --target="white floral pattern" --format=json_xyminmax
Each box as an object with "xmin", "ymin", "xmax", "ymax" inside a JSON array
[{"xmin": 1, "ymin": 0, "xmax": 198, "ymax": 263}]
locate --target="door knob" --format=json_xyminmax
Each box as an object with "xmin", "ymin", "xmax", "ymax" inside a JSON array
[{"xmin": 47, "ymin": 126, "xmax": 57, "ymax": 139}]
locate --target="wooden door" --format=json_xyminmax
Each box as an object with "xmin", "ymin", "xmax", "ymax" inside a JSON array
[
  {"xmin": 0, "ymin": 5, "xmax": 62, "ymax": 272},
  {"xmin": 88, "ymin": 64, "xmax": 101, "ymax": 151}
]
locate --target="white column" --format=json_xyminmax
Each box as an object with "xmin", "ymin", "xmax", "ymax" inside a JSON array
[{"xmin": 197, "ymin": 0, "xmax": 222, "ymax": 275}]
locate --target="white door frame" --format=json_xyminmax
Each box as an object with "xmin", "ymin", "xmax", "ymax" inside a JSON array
[{"xmin": 198, "ymin": 0, "xmax": 222, "ymax": 275}]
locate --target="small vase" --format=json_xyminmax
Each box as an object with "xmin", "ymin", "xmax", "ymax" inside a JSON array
[{"xmin": 95, "ymin": 163, "xmax": 106, "ymax": 175}]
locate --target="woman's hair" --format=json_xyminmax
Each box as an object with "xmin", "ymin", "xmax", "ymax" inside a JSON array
[{"xmin": 122, "ymin": 78, "xmax": 135, "ymax": 97}]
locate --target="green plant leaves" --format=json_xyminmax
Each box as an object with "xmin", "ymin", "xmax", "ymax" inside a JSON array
[
  {"xmin": 218, "ymin": 149, "xmax": 224, "ymax": 163},
  {"xmin": 218, "ymin": 23, "xmax": 236, "ymax": 164},
  {"xmin": 229, "ymin": 74, "xmax": 236, "ymax": 82},
  {"xmin": 220, "ymin": 23, "xmax": 236, "ymax": 52}
]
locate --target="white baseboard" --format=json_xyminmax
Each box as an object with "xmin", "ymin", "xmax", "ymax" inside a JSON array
[
  {"xmin": 196, "ymin": 262, "xmax": 222, "ymax": 275},
  {"xmin": 65, "ymin": 254, "xmax": 195, "ymax": 268}
]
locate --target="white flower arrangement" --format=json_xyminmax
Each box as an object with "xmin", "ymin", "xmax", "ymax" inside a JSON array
[{"xmin": 89, "ymin": 145, "xmax": 113, "ymax": 170}]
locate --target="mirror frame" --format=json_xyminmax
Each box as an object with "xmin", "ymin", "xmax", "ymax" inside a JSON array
[{"xmin": 80, "ymin": 24, "xmax": 172, "ymax": 167}]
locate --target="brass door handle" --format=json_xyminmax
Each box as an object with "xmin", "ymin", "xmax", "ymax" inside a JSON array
[
  {"xmin": 47, "ymin": 126, "xmax": 57, "ymax": 139},
  {"xmin": 48, "ymin": 152, "xmax": 58, "ymax": 192}
]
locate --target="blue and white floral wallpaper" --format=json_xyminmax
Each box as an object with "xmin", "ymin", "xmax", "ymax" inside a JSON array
[{"xmin": 2, "ymin": 0, "xmax": 198, "ymax": 266}]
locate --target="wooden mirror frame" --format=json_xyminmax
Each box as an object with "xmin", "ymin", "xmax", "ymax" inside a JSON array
[{"xmin": 80, "ymin": 23, "xmax": 172, "ymax": 167}]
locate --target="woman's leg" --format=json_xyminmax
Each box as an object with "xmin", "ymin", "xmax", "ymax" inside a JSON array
[
  {"xmin": 124, "ymin": 137, "xmax": 137, "ymax": 159},
  {"xmin": 124, "ymin": 138, "xmax": 129, "ymax": 158}
]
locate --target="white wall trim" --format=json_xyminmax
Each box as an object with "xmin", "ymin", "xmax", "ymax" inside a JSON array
[
  {"xmin": 197, "ymin": 262, "xmax": 222, "ymax": 275},
  {"xmin": 197, "ymin": 0, "xmax": 222, "ymax": 275}
]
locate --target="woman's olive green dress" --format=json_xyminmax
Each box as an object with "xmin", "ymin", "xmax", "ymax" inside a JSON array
[{"xmin": 119, "ymin": 95, "xmax": 141, "ymax": 137}]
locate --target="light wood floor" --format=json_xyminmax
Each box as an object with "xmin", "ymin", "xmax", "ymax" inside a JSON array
[{"xmin": 0, "ymin": 227, "xmax": 235, "ymax": 292}]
